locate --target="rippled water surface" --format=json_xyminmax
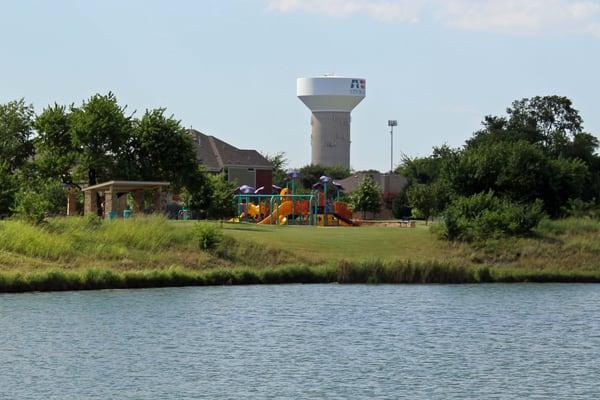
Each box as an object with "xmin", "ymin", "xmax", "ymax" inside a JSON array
[{"xmin": 1, "ymin": 284, "xmax": 600, "ymax": 399}]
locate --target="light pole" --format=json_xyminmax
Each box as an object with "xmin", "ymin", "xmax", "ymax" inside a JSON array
[{"xmin": 388, "ymin": 120, "xmax": 397, "ymax": 173}]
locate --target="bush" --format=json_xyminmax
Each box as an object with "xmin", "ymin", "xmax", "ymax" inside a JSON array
[
  {"xmin": 561, "ymin": 198, "xmax": 599, "ymax": 219},
  {"xmin": 195, "ymin": 223, "xmax": 223, "ymax": 250},
  {"xmin": 12, "ymin": 189, "xmax": 51, "ymax": 224},
  {"xmin": 439, "ymin": 192, "xmax": 545, "ymax": 242}
]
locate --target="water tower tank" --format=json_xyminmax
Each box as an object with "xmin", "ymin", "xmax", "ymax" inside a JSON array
[{"xmin": 297, "ymin": 76, "xmax": 366, "ymax": 168}]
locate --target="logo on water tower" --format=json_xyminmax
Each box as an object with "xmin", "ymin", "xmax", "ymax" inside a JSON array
[{"xmin": 350, "ymin": 79, "xmax": 366, "ymax": 94}]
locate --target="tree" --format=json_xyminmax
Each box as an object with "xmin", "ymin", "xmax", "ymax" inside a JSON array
[
  {"xmin": 0, "ymin": 99, "xmax": 35, "ymax": 216},
  {"xmin": 298, "ymin": 164, "xmax": 351, "ymax": 189},
  {"xmin": 349, "ymin": 176, "xmax": 382, "ymax": 219},
  {"xmin": 70, "ymin": 92, "xmax": 134, "ymax": 187},
  {"xmin": 34, "ymin": 104, "xmax": 77, "ymax": 186},
  {"xmin": 447, "ymin": 140, "xmax": 590, "ymax": 217},
  {"xmin": 467, "ymin": 96, "xmax": 596, "ymax": 162},
  {"xmin": 69, "ymin": 93, "xmax": 133, "ymax": 215},
  {"xmin": 186, "ymin": 166, "xmax": 213, "ymax": 217},
  {"xmin": 263, "ymin": 152, "xmax": 288, "ymax": 186},
  {"xmin": 206, "ymin": 174, "xmax": 235, "ymax": 221},
  {"xmin": 506, "ymin": 96, "xmax": 583, "ymax": 146},
  {"xmin": 133, "ymin": 108, "xmax": 203, "ymax": 190},
  {"xmin": 391, "ymin": 192, "xmax": 411, "ymax": 219},
  {"xmin": 0, "ymin": 99, "xmax": 35, "ymax": 172},
  {"xmin": 406, "ymin": 183, "xmax": 441, "ymax": 225},
  {"xmin": 0, "ymin": 163, "xmax": 17, "ymax": 216}
]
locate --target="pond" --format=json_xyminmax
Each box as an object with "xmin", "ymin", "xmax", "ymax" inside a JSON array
[{"xmin": 1, "ymin": 284, "xmax": 599, "ymax": 399}]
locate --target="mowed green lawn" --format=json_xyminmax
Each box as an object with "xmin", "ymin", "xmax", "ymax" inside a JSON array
[{"xmin": 220, "ymin": 222, "xmax": 452, "ymax": 262}]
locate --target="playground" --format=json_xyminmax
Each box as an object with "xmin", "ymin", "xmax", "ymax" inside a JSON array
[{"xmin": 232, "ymin": 172, "xmax": 357, "ymax": 227}]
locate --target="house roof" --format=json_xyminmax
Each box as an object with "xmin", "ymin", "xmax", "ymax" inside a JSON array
[{"xmin": 188, "ymin": 129, "xmax": 272, "ymax": 171}]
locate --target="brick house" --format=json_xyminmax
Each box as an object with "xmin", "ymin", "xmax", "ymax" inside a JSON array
[{"xmin": 188, "ymin": 129, "xmax": 273, "ymax": 191}]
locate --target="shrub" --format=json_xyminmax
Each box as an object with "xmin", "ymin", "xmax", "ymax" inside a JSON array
[
  {"xmin": 561, "ymin": 198, "xmax": 598, "ymax": 219},
  {"xmin": 195, "ymin": 223, "xmax": 223, "ymax": 250},
  {"xmin": 439, "ymin": 192, "xmax": 545, "ymax": 242},
  {"xmin": 11, "ymin": 180, "xmax": 67, "ymax": 223},
  {"xmin": 12, "ymin": 189, "xmax": 51, "ymax": 224}
]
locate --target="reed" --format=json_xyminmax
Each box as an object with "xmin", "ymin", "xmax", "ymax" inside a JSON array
[{"xmin": 2, "ymin": 261, "xmax": 599, "ymax": 293}]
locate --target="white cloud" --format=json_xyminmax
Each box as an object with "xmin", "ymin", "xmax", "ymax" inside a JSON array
[
  {"xmin": 267, "ymin": 0, "xmax": 424, "ymax": 23},
  {"xmin": 267, "ymin": 0, "xmax": 600, "ymax": 37}
]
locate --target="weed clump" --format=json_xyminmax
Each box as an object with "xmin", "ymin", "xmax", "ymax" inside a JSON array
[{"xmin": 195, "ymin": 223, "xmax": 223, "ymax": 250}]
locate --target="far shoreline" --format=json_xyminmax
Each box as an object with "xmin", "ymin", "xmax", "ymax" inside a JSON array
[{"xmin": 1, "ymin": 216, "xmax": 599, "ymax": 293}]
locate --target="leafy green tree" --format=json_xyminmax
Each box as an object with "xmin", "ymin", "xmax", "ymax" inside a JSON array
[
  {"xmin": 506, "ymin": 96, "xmax": 583, "ymax": 150},
  {"xmin": 298, "ymin": 164, "xmax": 351, "ymax": 189},
  {"xmin": 349, "ymin": 176, "xmax": 382, "ymax": 219},
  {"xmin": 68, "ymin": 93, "xmax": 133, "ymax": 215},
  {"xmin": 0, "ymin": 99, "xmax": 35, "ymax": 171},
  {"xmin": 406, "ymin": 183, "xmax": 444, "ymax": 225},
  {"xmin": 0, "ymin": 163, "xmax": 18, "ymax": 216},
  {"xmin": 263, "ymin": 152, "xmax": 288, "ymax": 186},
  {"xmin": 395, "ymin": 145, "xmax": 460, "ymax": 186},
  {"xmin": 447, "ymin": 140, "xmax": 589, "ymax": 217},
  {"xmin": 391, "ymin": 192, "xmax": 411, "ymax": 219},
  {"xmin": 206, "ymin": 174, "xmax": 235, "ymax": 220},
  {"xmin": 132, "ymin": 108, "xmax": 210, "ymax": 200},
  {"xmin": 69, "ymin": 92, "xmax": 134, "ymax": 187},
  {"xmin": 34, "ymin": 104, "xmax": 77, "ymax": 186},
  {"xmin": 0, "ymin": 99, "xmax": 35, "ymax": 216},
  {"xmin": 186, "ymin": 166, "xmax": 213, "ymax": 217},
  {"xmin": 465, "ymin": 96, "xmax": 599, "ymax": 187}
]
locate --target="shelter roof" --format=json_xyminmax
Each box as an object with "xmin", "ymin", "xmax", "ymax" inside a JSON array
[{"xmin": 82, "ymin": 181, "xmax": 170, "ymax": 192}]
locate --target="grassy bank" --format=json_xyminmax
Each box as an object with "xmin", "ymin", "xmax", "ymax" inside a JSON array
[{"xmin": 0, "ymin": 216, "xmax": 599, "ymax": 292}]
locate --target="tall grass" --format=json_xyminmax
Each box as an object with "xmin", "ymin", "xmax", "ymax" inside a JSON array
[
  {"xmin": 536, "ymin": 218, "xmax": 600, "ymax": 236},
  {"xmin": 0, "ymin": 220, "xmax": 75, "ymax": 260},
  {"xmin": 0, "ymin": 216, "xmax": 200, "ymax": 262},
  {"xmin": 2, "ymin": 261, "xmax": 600, "ymax": 293},
  {"xmin": 0, "ymin": 216, "xmax": 599, "ymax": 292}
]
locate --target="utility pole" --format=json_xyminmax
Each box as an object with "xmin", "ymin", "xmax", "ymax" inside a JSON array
[{"xmin": 388, "ymin": 120, "xmax": 397, "ymax": 173}]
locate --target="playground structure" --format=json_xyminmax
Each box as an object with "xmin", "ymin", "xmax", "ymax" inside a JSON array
[{"xmin": 232, "ymin": 172, "xmax": 357, "ymax": 227}]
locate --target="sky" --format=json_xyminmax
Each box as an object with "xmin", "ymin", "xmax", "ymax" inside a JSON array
[{"xmin": 2, "ymin": 0, "xmax": 600, "ymax": 171}]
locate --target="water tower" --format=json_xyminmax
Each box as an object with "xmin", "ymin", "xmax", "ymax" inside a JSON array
[{"xmin": 297, "ymin": 76, "xmax": 366, "ymax": 168}]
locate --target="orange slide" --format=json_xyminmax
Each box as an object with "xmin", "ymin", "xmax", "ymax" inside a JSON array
[{"xmin": 258, "ymin": 200, "xmax": 309, "ymax": 225}]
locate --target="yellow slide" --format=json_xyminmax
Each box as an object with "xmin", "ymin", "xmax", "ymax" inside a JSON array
[{"xmin": 257, "ymin": 201, "xmax": 294, "ymax": 225}]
